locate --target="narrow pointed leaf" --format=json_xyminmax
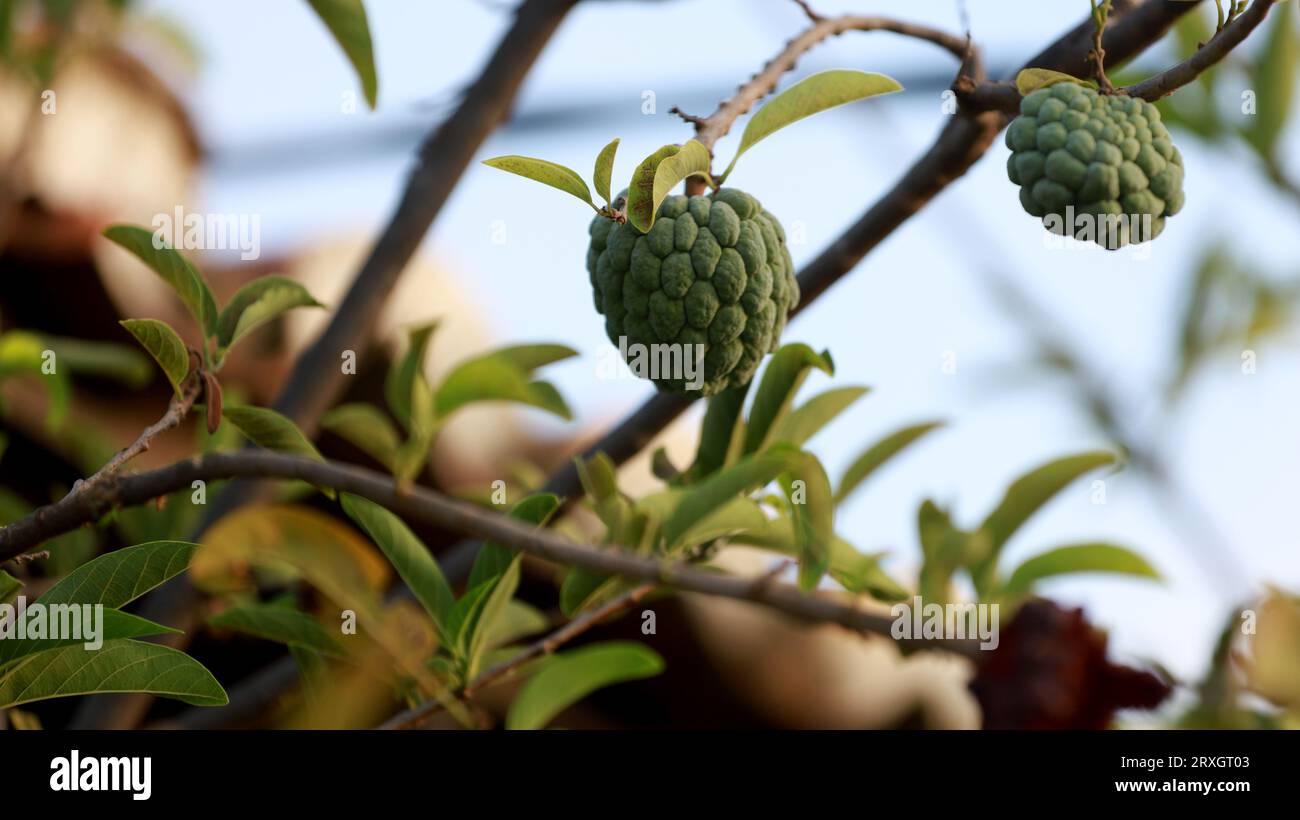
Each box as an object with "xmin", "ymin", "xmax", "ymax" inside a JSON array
[
  {"xmin": 435, "ymin": 349, "xmax": 573, "ymax": 420},
  {"xmin": 977, "ymin": 451, "xmax": 1118, "ymax": 555},
  {"xmin": 664, "ymin": 445, "xmax": 809, "ymax": 548},
  {"xmin": 483, "ymin": 155, "xmax": 596, "ymax": 209},
  {"xmin": 385, "ymin": 322, "xmax": 437, "ymax": 432},
  {"xmin": 0, "ymin": 609, "xmax": 180, "ymax": 668},
  {"xmin": 340, "ymin": 493, "xmax": 454, "ymax": 635},
  {"xmin": 306, "ymin": 0, "xmax": 378, "ymax": 109},
  {"xmin": 721, "ymin": 70, "xmax": 902, "ymax": 181},
  {"xmin": 593, "ymin": 137, "xmax": 620, "ymax": 207},
  {"xmin": 217, "ymin": 275, "xmax": 323, "ymax": 350},
  {"xmin": 468, "ymin": 493, "xmax": 560, "ymax": 590},
  {"xmin": 506, "ymin": 642, "xmax": 663, "ymax": 730},
  {"xmin": 688, "ymin": 382, "xmax": 751, "ymax": 480},
  {"xmin": 103, "ymin": 225, "xmax": 218, "ymax": 338},
  {"xmin": 772, "ymin": 386, "xmax": 869, "ymax": 448},
  {"xmin": 119, "ymin": 319, "xmax": 191, "ymax": 396},
  {"xmin": 1002, "ymin": 542, "xmax": 1160, "ymax": 596},
  {"xmin": 742, "ymin": 344, "xmax": 833, "ymax": 455},
  {"xmin": 835, "ymin": 420, "xmax": 944, "ymax": 503}
]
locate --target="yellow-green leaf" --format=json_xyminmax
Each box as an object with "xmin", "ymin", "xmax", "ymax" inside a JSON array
[
  {"xmin": 103, "ymin": 225, "xmax": 218, "ymax": 338},
  {"xmin": 320, "ymin": 402, "xmax": 402, "ymax": 473},
  {"xmin": 217, "ymin": 275, "xmax": 323, "ymax": 350},
  {"xmin": 1015, "ymin": 68, "xmax": 1090, "ymax": 95},
  {"xmin": 593, "ymin": 137, "xmax": 620, "ymax": 207},
  {"xmin": 306, "ymin": 0, "xmax": 378, "ymax": 109},
  {"xmin": 1002, "ymin": 542, "xmax": 1160, "ymax": 596},
  {"xmin": 626, "ymin": 140, "xmax": 712, "ymax": 233},
  {"xmin": 482, "ymin": 155, "xmax": 596, "ymax": 210},
  {"xmin": 835, "ymin": 420, "xmax": 945, "ymax": 504},
  {"xmin": 221, "ymin": 405, "xmax": 333, "ymax": 498},
  {"xmin": 721, "ymin": 69, "xmax": 902, "ymax": 182},
  {"xmin": 505, "ymin": 642, "xmax": 663, "ymax": 730},
  {"xmin": 119, "ymin": 318, "xmax": 190, "ymax": 396}
]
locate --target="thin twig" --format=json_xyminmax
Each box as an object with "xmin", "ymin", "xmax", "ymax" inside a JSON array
[
  {"xmin": 70, "ymin": 373, "xmax": 201, "ymax": 497},
  {"xmin": 0, "ymin": 450, "xmax": 979, "ymax": 656},
  {"xmin": 1089, "ymin": 0, "xmax": 1117, "ymax": 94},
  {"xmin": 1121, "ymin": 0, "xmax": 1276, "ymax": 101},
  {"xmin": 382, "ymin": 582, "xmax": 658, "ymax": 730}
]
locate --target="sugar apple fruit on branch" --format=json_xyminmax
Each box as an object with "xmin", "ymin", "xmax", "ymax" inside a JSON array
[
  {"xmin": 1006, "ymin": 82, "xmax": 1185, "ymax": 250},
  {"xmin": 587, "ymin": 188, "xmax": 798, "ymax": 395}
]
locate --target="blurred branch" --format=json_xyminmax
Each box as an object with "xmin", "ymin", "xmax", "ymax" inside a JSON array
[
  {"xmin": 0, "ymin": 450, "xmax": 980, "ymax": 655},
  {"xmin": 381, "ymin": 582, "xmax": 658, "ymax": 730}
]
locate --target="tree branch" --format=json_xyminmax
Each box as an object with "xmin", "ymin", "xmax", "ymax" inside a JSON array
[
  {"xmin": 380, "ymin": 582, "xmax": 658, "ymax": 730},
  {"xmin": 0, "ymin": 450, "xmax": 979, "ymax": 656},
  {"xmin": 1121, "ymin": 0, "xmax": 1275, "ymax": 101}
]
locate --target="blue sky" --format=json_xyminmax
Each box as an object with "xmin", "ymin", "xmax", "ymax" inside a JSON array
[{"xmin": 144, "ymin": 0, "xmax": 1300, "ymax": 681}]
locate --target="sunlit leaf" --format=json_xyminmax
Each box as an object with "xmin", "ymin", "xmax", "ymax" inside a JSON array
[
  {"xmin": 1015, "ymin": 68, "xmax": 1092, "ymax": 95},
  {"xmin": 721, "ymin": 70, "xmax": 902, "ymax": 182},
  {"xmin": 626, "ymin": 140, "xmax": 712, "ymax": 233},
  {"xmin": 1002, "ymin": 542, "xmax": 1159, "ymax": 596},
  {"xmin": 217, "ymin": 275, "xmax": 323, "ymax": 350},
  {"xmin": 434, "ymin": 347, "xmax": 574, "ymax": 420},
  {"xmin": 742, "ymin": 344, "xmax": 833, "ymax": 455},
  {"xmin": 468, "ymin": 493, "xmax": 560, "ymax": 590},
  {"xmin": 306, "ymin": 0, "xmax": 378, "ymax": 109},
  {"xmin": 482, "ymin": 155, "xmax": 596, "ymax": 210},
  {"xmin": 977, "ymin": 451, "xmax": 1118, "ymax": 557},
  {"xmin": 385, "ymin": 322, "xmax": 437, "ymax": 432},
  {"xmin": 505, "ymin": 642, "xmax": 663, "ymax": 729},
  {"xmin": 221, "ymin": 404, "xmax": 332, "ymax": 497},
  {"xmin": 771, "ymin": 386, "xmax": 869, "ymax": 448},
  {"xmin": 41, "ymin": 335, "xmax": 153, "ymax": 389},
  {"xmin": 0, "ymin": 330, "xmax": 71, "ymax": 429},
  {"xmin": 593, "ymin": 137, "xmax": 620, "ymax": 208},
  {"xmin": 688, "ymin": 383, "xmax": 750, "ymax": 481},
  {"xmin": 835, "ymin": 421, "xmax": 944, "ymax": 504}
]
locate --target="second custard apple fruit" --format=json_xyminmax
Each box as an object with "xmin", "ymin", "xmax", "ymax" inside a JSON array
[
  {"xmin": 586, "ymin": 188, "xmax": 799, "ymax": 395},
  {"xmin": 1006, "ymin": 82, "xmax": 1185, "ymax": 250}
]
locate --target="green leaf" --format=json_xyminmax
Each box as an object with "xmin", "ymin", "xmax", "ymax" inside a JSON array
[
  {"xmin": 119, "ymin": 318, "xmax": 191, "ymax": 396},
  {"xmin": 0, "ymin": 569, "xmax": 19, "ymax": 604},
  {"xmin": 216, "ymin": 275, "xmax": 323, "ymax": 350},
  {"xmin": 464, "ymin": 558, "xmax": 521, "ymax": 680},
  {"xmin": 38, "ymin": 540, "xmax": 198, "ymax": 608},
  {"xmin": 434, "ymin": 347, "xmax": 575, "ymax": 420},
  {"xmin": 340, "ymin": 493, "xmax": 454, "ymax": 636},
  {"xmin": 664, "ymin": 445, "xmax": 811, "ymax": 549},
  {"xmin": 1002, "ymin": 543, "xmax": 1159, "ymax": 596},
  {"xmin": 319, "ymin": 402, "xmax": 402, "ymax": 472},
  {"xmin": 742, "ymin": 344, "xmax": 833, "ymax": 455},
  {"xmin": 483, "ymin": 600, "xmax": 549, "ymax": 650},
  {"xmin": 208, "ymin": 603, "xmax": 345, "ymax": 657},
  {"xmin": 40, "ymin": 335, "xmax": 153, "ymax": 389},
  {"xmin": 593, "ymin": 137, "xmax": 620, "ymax": 207},
  {"xmin": 0, "ymin": 609, "xmax": 180, "ymax": 668},
  {"xmin": 482, "ymin": 155, "xmax": 596, "ymax": 210},
  {"xmin": 0, "ymin": 330, "xmax": 71, "ymax": 430},
  {"xmin": 0, "ymin": 639, "xmax": 227, "ymax": 708},
  {"xmin": 720, "ymin": 70, "xmax": 902, "ymax": 182},
  {"xmin": 771, "ymin": 386, "xmax": 869, "ymax": 448},
  {"xmin": 468, "ymin": 493, "xmax": 560, "ymax": 590},
  {"xmin": 506, "ymin": 642, "xmax": 664, "ymax": 730},
  {"xmin": 222, "ymin": 405, "xmax": 333, "ymax": 498},
  {"xmin": 742, "ymin": 522, "xmax": 908, "ymax": 602},
  {"xmin": 1244, "ymin": 0, "xmax": 1296, "ymax": 160},
  {"xmin": 835, "ymin": 421, "xmax": 945, "ymax": 504},
  {"xmin": 626, "ymin": 140, "xmax": 712, "ymax": 233},
  {"xmin": 385, "ymin": 322, "xmax": 437, "ymax": 432},
  {"xmin": 559, "ymin": 566, "xmax": 616, "ymax": 617},
  {"xmin": 917, "ymin": 500, "xmax": 965, "ymax": 604},
  {"xmin": 306, "ymin": 0, "xmax": 378, "ymax": 109},
  {"xmin": 688, "ymin": 384, "xmax": 750, "ymax": 480},
  {"xmin": 976, "ymin": 451, "xmax": 1118, "ymax": 558},
  {"xmin": 779, "ymin": 451, "xmax": 835, "ymax": 590},
  {"xmin": 103, "ymin": 225, "xmax": 218, "ymax": 338},
  {"xmin": 1015, "ymin": 68, "xmax": 1092, "ymax": 95}
]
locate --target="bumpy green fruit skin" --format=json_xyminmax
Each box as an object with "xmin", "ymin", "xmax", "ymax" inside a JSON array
[
  {"xmin": 1006, "ymin": 82, "xmax": 1185, "ymax": 249},
  {"xmin": 586, "ymin": 188, "xmax": 799, "ymax": 395}
]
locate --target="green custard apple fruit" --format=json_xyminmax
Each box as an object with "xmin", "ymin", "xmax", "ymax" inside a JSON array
[
  {"xmin": 586, "ymin": 188, "xmax": 799, "ymax": 395},
  {"xmin": 1006, "ymin": 82, "xmax": 1185, "ymax": 250}
]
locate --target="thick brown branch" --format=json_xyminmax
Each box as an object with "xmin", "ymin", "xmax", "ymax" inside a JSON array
[
  {"xmin": 0, "ymin": 450, "xmax": 978, "ymax": 656},
  {"xmin": 1122, "ymin": 0, "xmax": 1275, "ymax": 101}
]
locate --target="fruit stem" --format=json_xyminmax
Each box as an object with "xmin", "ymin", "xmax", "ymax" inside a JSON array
[{"xmin": 1088, "ymin": 0, "xmax": 1118, "ymax": 95}]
